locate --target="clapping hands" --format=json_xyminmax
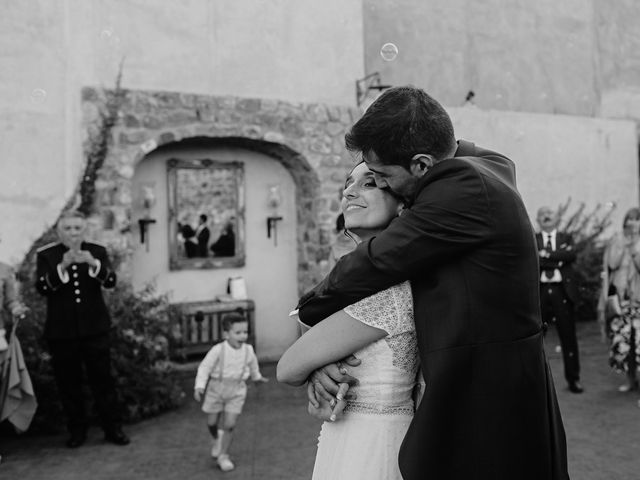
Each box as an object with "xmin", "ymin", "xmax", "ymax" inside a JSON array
[{"xmin": 61, "ymin": 249, "xmax": 98, "ymax": 270}]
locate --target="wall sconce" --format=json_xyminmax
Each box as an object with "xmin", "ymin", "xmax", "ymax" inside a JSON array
[
  {"xmin": 138, "ymin": 185, "xmax": 157, "ymax": 250},
  {"xmin": 355, "ymin": 72, "xmax": 392, "ymax": 107},
  {"xmin": 266, "ymin": 185, "xmax": 283, "ymax": 246}
]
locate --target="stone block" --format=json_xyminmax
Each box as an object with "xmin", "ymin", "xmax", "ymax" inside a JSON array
[
  {"xmin": 119, "ymin": 130, "xmax": 147, "ymax": 145},
  {"xmin": 241, "ymin": 125, "xmax": 262, "ymax": 139},
  {"xmin": 124, "ymin": 114, "xmax": 140, "ymax": 128},
  {"xmin": 159, "ymin": 132, "xmax": 176, "ymax": 145},
  {"xmin": 308, "ymin": 137, "xmax": 332, "ymax": 154},
  {"xmin": 215, "ymin": 96, "xmax": 236, "ymax": 110},
  {"xmin": 165, "ymin": 110, "xmax": 198, "ymax": 126},
  {"xmin": 237, "ymin": 98, "xmax": 261, "ymax": 113},
  {"xmin": 305, "ymin": 103, "xmax": 329, "ymax": 122},
  {"xmin": 280, "ymin": 116, "xmax": 305, "ymax": 138},
  {"xmin": 261, "ymin": 99, "xmax": 279, "ymax": 111},
  {"xmin": 325, "ymin": 122, "xmax": 345, "ymax": 137},
  {"xmin": 263, "ymin": 131, "xmax": 285, "ymax": 143},
  {"xmin": 155, "ymin": 92, "xmax": 181, "ymax": 108},
  {"xmin": 142, "ymin": 115, "xmax": 163, "ymax": 129}
]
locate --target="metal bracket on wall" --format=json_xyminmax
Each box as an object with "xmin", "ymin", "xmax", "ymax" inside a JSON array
[{"xmin": 355, "ymin": 72, "xmax": 391, "ymax": 107}]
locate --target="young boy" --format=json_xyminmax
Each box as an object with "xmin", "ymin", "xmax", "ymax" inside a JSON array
[{"xmin": 194, "ymin": 312, "xmax": 268, "ymax": 472}]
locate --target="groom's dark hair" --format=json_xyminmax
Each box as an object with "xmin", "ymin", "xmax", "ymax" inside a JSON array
[{"xmin": 345, "ymin": 86, "xmax": 456, "ymax": 170}]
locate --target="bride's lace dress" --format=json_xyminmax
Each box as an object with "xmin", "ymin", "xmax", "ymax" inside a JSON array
[{"xmin": 312, "ymin": 281, "xmax": 419, "ymax": 480}]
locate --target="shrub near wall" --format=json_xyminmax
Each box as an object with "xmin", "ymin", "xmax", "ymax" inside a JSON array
[{"xmin": 557, "ymin": 199, "xmax": 614, "ymax": 322}]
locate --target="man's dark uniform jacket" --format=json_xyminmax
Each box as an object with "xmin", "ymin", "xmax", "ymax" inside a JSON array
[
  {"xmin": 36, "ymin": 242, "xmax": 116, "ymax": 339},
  {"xmin": 298, "ymin": 140, "xmax": 569, "ymax": 480}
]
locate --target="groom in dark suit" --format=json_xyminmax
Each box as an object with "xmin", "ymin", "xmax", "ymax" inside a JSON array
[
  {"xmin": 536, "ymin": 206, "xmax": 583, "ymax": 394},
  {"xmin": 297, "ymin": 87, "xmax": 568, "ymax": 479}
]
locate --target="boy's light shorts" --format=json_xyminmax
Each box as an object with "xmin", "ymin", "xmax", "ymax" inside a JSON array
[{"xmin": 202, "ymin": 379, "xmax": 247, "ymax": 414}]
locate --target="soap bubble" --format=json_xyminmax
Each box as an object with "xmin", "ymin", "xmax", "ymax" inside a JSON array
[
  {"xmin": 30, "ymin": 89, "xmax": 47, "ymax": 104},
  {"xmin": 100, "ymin": 28, "xmax": 113, "ymax": 40},
  {"xmin": 380, "ymin": 43, "xmax": 399, "ymax": 61}
]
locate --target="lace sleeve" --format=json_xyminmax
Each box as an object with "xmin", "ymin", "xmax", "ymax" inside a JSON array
[{"xmin": 343, "ymin": 282, "xmax": 413, "ymax": 336}]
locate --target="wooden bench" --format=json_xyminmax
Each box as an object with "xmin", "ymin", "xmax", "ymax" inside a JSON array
[{"xmin": 170, "ymin": 299, "xmax": 255, "ymax": 360}]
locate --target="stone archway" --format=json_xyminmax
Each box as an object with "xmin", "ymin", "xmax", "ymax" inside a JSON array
[{"xmin": 82, "ymin": 87, "xmax": 359, "ymax": 292}]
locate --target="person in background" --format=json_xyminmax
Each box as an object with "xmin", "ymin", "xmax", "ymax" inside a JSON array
[
  {"xmin": 210, "ymin": 221, "xmax": 236, "ymax": 257},
  {"xmin": 536, "ymin": 206, "xmax": 583, "ymax": 394},
  {"xmin": 178, "ymin": 216, "xmax": 198, "ymax": 258},
  {"xmin": 195, "ymin": 214, "xmax": 210, "ymax": 258},
  {"xmin": 194, "ymin": 312, "xmax": 268, "ymax": 472},
  {"xmin": 601, "ymin": 207, "xmax": 640, "ymax": 393},
  {"xmin": 35, "ymin": 210, "xmax": 129, "ymax": 448},
  {"xmin": 0, "ymin": 237, "xmax": 29, "ymax": 351}
]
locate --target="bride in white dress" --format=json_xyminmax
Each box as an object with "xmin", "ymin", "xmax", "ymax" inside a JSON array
[{"xmin": 277, "ymin": 162, "xmax": 420, "ymax": 480}]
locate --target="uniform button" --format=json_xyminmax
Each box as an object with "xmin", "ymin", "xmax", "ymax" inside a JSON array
[
  {"xmin": 73, "ymin": 273, "xmax": 78, "ymax": 278},
  {"xmin": 75, "ymin": 289, "xmax": 80, "ymax": 294},
  {"xmin": 74, "ymin": 281, "xmax": 79, "ymax": 286},
  {"xmin": 76, "ymin": 298, "xmax": 81, "ymax": 303},
  {"xmin": 40, "ymin": 277, "xmax": 44, "ymax": 281},
  {"xmin": 548, "ymin": 289, "xmax": 553, "ymax": 294},
  {"xmin": 72, "ymin": 265, "xmax": 77, "ymax": 270}
]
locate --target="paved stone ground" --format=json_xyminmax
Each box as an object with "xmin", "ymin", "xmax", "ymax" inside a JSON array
[{"xmin": 1, "ymin": 321, "xmax": 639, "ymax": 479}]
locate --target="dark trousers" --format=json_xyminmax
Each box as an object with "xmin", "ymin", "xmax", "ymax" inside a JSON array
[
  {"xmin": 540, "ymin": 283, "xmax": 580, "ymax": 383},
  {"xmin": 48, "ymin": 334, "xmax": 121, "ymax": 435}
]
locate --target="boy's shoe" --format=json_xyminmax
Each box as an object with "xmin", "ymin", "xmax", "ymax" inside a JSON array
[{"xmin": 217, "ymin": 454, "xmax": 235, "ymax": 472}]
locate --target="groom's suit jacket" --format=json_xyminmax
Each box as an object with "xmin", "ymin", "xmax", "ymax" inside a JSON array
[{"xmin": 298, "ymin": 140, "xmax": 569, "ymax": 480}]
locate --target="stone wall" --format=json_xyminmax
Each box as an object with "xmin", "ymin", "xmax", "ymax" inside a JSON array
[{"xmin": 82, "ymin": 87, "xmax": 360, "ymax": 293}]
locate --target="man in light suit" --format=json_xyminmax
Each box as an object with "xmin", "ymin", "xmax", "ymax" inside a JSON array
[
  {"xmin": 536, "ymin": 206, "xmax": 583, "ymax": 394},
  {"xmin": 35, "ymin": 210, "xmax": 129, "ymax": 448},
  {"xmin": 297, "ymin": 87, "xmax": 568, "ymax": 479}
]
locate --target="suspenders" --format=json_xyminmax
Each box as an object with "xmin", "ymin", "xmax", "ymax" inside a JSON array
[{"xmin": 213, "ymin": 342, "xmax": 250, "ymax": 382}]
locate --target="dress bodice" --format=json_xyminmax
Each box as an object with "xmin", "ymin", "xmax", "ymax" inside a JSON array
[{"xmin": 341, "ymin": 281, "xmax": 419, "ymax": 415}]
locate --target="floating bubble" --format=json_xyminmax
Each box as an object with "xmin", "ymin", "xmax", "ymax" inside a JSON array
[
  {"xmin": 605, "ymin": 201, "xmax": 617, "ymax": 209},
  {"xmin": 100, "ymin": 28, "xmax": 113, "ymax": 40},
  {"xmin": 380, "ymin": 43, "xmax": 399, "ymax": 61},
  {"xmin": 30, "ymin": 88, "xmax": 47, "ymax": 104}
]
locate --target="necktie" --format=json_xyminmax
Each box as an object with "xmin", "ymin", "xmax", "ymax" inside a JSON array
[{"xmin": 543, "ymin": 233, "xmax": 554, "ymax": 279}]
